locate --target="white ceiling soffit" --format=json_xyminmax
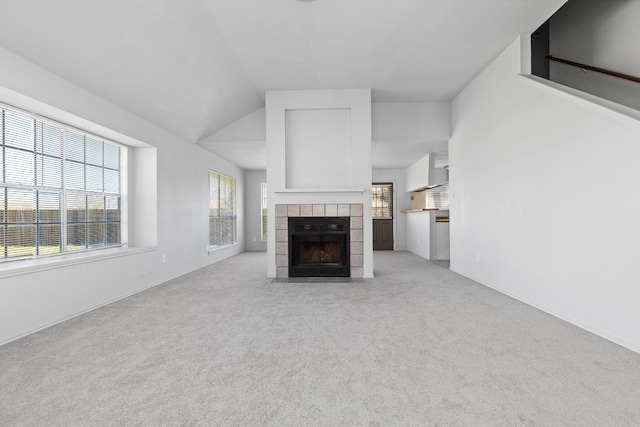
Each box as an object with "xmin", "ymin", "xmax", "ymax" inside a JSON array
[
  {"xmin": 198, "ymin": 107, "xmax": 267, "ymax": 170},
  {"xmin": 373, "ymin": 139, "xmax": 449, "ymax": 170},
  {"xmin": 201, "ymin": 101, "xmax": 452, "ymax": 169},
  {"xmin": 0, "ymin": 0, "xmax": 565, "ymax": 158}
]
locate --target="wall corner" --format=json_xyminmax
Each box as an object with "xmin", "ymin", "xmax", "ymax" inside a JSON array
[{"xmin": 520, "ymin": 33, "xmax": 532, "ymax": 75}]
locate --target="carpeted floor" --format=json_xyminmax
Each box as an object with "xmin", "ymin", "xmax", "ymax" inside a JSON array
[{"xmin": 1, "ymin": 251, "xmax": 639, "ymax": 426}]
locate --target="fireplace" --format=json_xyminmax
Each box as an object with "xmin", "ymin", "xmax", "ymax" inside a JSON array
[
  {"xmin": 274, "ymin": 203, "xmax": 363, "ymax": 278},
  {"xmin": 289, "ymin": 217, "xmax": 350, "ymax": 277}
]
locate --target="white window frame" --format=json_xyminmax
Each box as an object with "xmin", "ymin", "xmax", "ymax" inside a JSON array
[
  {"xmin": 208, "ymin": 170, "xmax": 237, "ymax": 250},
  {"xmin": 0, "ymin": 103, "xmax": 125, "ymax": 264},
  {"xmin": 260, "ymin": 182, "xmax": 267, "ymax": 242}
]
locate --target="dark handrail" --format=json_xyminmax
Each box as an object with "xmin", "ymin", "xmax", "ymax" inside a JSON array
[{"xmin": 545, "ymin": 55, "xmax": 640, "ymax": 84}]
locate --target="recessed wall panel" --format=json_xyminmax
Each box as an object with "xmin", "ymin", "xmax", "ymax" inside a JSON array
[{"xmin": 285, "ymin": 109, "xmax": 353, "ymax": 189}]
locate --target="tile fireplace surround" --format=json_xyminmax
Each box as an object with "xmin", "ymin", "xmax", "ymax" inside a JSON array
[{"xmin": 275, "ymin": 203, "xmax": 364, "ymax": 278}]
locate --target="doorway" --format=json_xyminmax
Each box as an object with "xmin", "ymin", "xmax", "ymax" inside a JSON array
[{"xmin": 372, "ymin": 182, "xmax": 394, "ymax": 250}]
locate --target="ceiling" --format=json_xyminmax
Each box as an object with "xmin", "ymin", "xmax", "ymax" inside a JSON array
[{"xmin": 0, "ymin": 0, "xmax": 565, "ymax": 169}]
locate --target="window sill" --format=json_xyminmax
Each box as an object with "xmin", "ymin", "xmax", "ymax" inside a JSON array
[
  {"xmin": 0, "ymin": 246, "xmax": 157, "ymax": 279},
  {"xmin": 207, "ymin": 242, "xmax": 238, "ymax": 254}
]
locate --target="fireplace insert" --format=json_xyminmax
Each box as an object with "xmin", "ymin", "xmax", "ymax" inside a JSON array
[{"xmin": 288, "ymin": 217, "xmax": 350, "ymax": 277}]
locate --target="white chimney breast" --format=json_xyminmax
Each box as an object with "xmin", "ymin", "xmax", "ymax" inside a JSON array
[{"xmin": 266, "ymin": 89, "xmax": 373, "ymax": 278}]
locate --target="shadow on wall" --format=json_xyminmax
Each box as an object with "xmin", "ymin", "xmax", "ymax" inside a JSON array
[{"xmin": 531, "ymin": 0, "xmax": 640, "ymax": 111}]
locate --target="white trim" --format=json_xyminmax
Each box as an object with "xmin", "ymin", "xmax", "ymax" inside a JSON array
[
  {"xmin": 1, "ymin": 102, "xmax": 128, "ymax": 266},
  {"xmin": 1, "ymin": 100, "xmax": 131, "ymax": 151},
  {"xmin": 275, "ymin": 188, "xmax": 364, "ymax": 194},
  {"xmin": 0, "ymin": 89, "xmax": 150, "ymax": 149},
  {"xmin": 0, "ymin": 246, "xmax": 156, "ymax": 279},
  {"xmin": 207, "ymin": 241, "xmax": 238, "ymax": 254},
  {"xmin": 208, "ymin": 170, "xmax": 238, "ymax": 248},
  {"xmin": 0, "ymin": 263, "xmax": 187, "ymax": 347},
  {"xmin": 450, "ymin": 267, "xmax": 640, "ymax": 355},
  {"xmin": 517, "ymin": 74, "xmax": 640, "ymax": 132}
]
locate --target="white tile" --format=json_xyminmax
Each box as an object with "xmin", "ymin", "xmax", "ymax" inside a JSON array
[
  {"xmin": 350, "ymin": 241, "xmax": 363, "ymax": 255},
  {"xmin": 276, "ymin": 242, "xmax": 288, "ymax": 255},
  {"xmin": 338, "ymin": 204, "xmax": 351, "ymax": 217},
  {"xmin": 275, "ymin": 204, "xmax": 288, "ymax": 217},
  {"xmin": 312, "ymin": 204, "xmax": 325, "ymax": 217},
  {"xmin": 276, "ymin": 230, "xmax": 288, "ymax": 242},
  {"xmin": 350, "ymin": 229, "xmax": 363, "ymax": 242},
  {"xmin": 350, "ymin": 203, "xmax": 363, "ymax": 217},
  {"xmin": 325, "ymin": 204, "xmax": 338, "ymax": 216},
  {"xmin": 287, "ymin": 204, "xmax": 300, "ymax": 217},
  {"xmin": 275, "ymin": 217, "xmax": 288, "ymax": 230},
  {"xmin": 350, "ymin": 254, "xmax": 363, "ymax": 267},
  {"xmin": 351, "ymin": 216, "xmax": 363, "ymax": 229},
  {"xmin": 276, "ymin": 254, "xmax": 288, "ymax": 267},
  {"xmin": 300, "ymin": 204, "xmax": 313, "ymax": 216}
]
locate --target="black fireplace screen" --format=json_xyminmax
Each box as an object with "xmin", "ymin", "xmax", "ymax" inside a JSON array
[
  {"xmin": 297, "ymin": 236, "xmax": 344, "ymax": 265},
  {"xmin": 289, "ymin": 217, "xmax": 350, "ymax": 277}
]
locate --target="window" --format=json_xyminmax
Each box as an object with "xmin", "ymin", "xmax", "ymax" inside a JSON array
[
  {"xmin": 426, "ymin": 184, "xmax": 450, "ymax": 210},
  {"xmin": 260, "ymin": 182, "xmax": 267, "ymax": 241},
  {"xmin": 371, "ymin": 183, "xmax": 393, "ymax": 219},
  {"xmin": 209, "ymin": 171, "xmax": 236, "ymax": 248},
  {"xmin": 1, "ymin": 105, "xmax": 122, "ymax": 261}
]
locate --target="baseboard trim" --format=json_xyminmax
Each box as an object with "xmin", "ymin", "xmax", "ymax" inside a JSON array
[
  {"xmin": 449, "ymin": 267, "xmax": 640, "ymax": 355},
  {"xmin": 0, "ymin": 268, "xmax": 192, "ymax": 347}
]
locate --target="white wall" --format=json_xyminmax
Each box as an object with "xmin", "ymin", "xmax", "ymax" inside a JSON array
[
  {"xmin": 450, "ymin": 37, "xmax": 640, "ymax": 352},
  {"xmin": 372, "ymin": 102, "xmax": 450, "ymax": 139},
  {"xmin": 371, "ymin": 102, "xmax": 450, "ymax": 169},
  {"xmin": 406, "ymin": 211, "xmax": 434, "ymax": 260},
  {"xmin": 550, "ymin": 0, "xmax": 640, "ymax": 111},
  {"xmin": 372, "ymin": 168, "xmax": 408, "ymax": 251},
  {"xmin": 433, "ymin": 167, "xmax": 448, "ymax": 185},
  {"xmin": 434, "ymin": 222, "xmax": 450, "ymax": 261},
  {"xmin": 0, "ymin": 47, "xmax": 245, "ymax": 345},
  {"xmin": 406, "ymin": 154, "xmax": 434, "ymax": 192},
  {"xmin": 244, "ymin": 170, "xmax": 267, "ymax": 252},
  {"xmin": 266, "ymin": 89, "xmax": 373, "ymax": 278}
]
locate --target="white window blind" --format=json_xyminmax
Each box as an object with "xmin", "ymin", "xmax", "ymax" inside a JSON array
[
  {"xmin": 1, "ymin": 105, "xmax": 122, "ymax": 261},
  {"xmin": 260, "ymin": 182, "xmax": 267, "ymax": 241},
  {"xmin": 209, "ymin": 171, "xmax": 236, "ymax": 248},
  {"xmin": 426, "ymin": 184, "xmax": 450, "ymax": 210}
]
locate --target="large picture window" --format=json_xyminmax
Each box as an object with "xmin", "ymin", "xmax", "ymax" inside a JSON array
[
  {"xmin": 209, "ymin": 171, "xmax": 236, "ymax": 248},
  {"xmin": 1, "ymin": 105, "xmax": 122, "ymax": 261}
]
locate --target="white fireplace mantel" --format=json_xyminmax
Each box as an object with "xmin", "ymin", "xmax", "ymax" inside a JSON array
[{"xmin": 274, "ymin": 188, "xmax": 365, "ymax": 194}]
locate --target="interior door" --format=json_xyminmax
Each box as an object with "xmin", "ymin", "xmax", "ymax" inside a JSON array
[{"xmin": 372, "ymin": 183, "xmax": 394, "ymax": 250}]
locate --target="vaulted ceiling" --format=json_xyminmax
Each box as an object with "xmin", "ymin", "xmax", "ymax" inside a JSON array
[{"xmin": 0, "ymin": 0, "xmax": 565, "ymax": 169}]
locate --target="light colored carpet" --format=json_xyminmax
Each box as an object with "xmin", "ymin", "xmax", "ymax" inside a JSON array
[{"xmin": 1, "ymin": 251, "xmax": 639, "ymax": 426}]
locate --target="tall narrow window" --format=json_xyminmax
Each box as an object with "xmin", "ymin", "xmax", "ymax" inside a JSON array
[
  {"xmin": 209, "ymin": 171, "xmax": 236, "ymax": 248},
  {"xmin": 371, "ymin": 183, "xmax": 393, "ymax": 219},
  {"xmin": 260, "ymin": 182, "xmax": 267, "ymax": 241},
  {"xmin": 1, "ymin": 105, "xmax": 122, "ymax": 261}
]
